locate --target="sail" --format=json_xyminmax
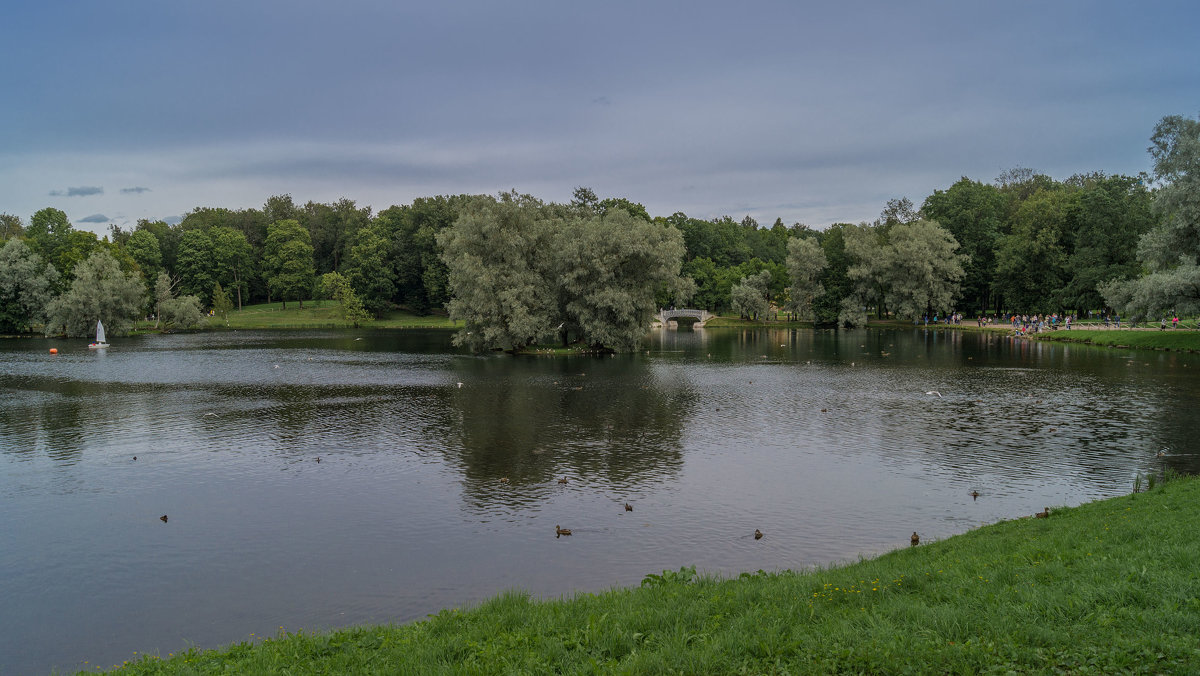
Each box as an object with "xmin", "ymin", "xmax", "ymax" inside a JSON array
[{"xmin": 96, "ymin": 320, "xmax": 106, "ymax": 344}]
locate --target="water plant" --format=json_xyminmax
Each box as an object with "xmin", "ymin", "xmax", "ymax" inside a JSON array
[{"xmin": 640, "ymin": 565, "xmax": 697, "ymax": 588}]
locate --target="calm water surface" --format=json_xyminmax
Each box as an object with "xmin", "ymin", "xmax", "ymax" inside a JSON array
[{"xmin": 2, "ymin": 327, "xmax": 1198, "ymax": 674}]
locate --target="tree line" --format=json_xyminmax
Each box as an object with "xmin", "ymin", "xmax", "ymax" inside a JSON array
[{"xmin": 0, "ymin": 114, "xmax": 1196, "ymax": 347}]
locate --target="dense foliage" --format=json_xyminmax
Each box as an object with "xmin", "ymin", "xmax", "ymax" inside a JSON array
[{"xmin": 1, "ymin": 114, "xmax": 1196, "ymax": 339}]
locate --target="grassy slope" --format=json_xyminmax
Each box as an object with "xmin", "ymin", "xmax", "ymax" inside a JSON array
[
  {"xmin": 179, "ymin": 302, "xmax": 456, "ymax": 330},
  {"xmin": 95, "ymin": 477, "xmax": 1200, "ymax": 675},
  {"xmin": 1031, "ymin": 329, "xmax": 1200, "ymax": 352},
  {"xmin": 701, "ymin": 315, "xmax": 814, "ymax": 328}
]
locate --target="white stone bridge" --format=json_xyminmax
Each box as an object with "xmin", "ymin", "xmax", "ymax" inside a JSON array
[{"xmin": 656, "ymin": 308, "xmax": 714, "ymax": 327}]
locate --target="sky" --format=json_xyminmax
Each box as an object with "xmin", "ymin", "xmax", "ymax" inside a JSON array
[{"xmin": 2, "ymin": 0, "xmax": 1198, "ymax": 235}]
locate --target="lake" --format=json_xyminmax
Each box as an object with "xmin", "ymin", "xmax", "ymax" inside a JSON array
[{"xmin": 2, "ymin": 327, "xmax": 1197, "ymax": 674}]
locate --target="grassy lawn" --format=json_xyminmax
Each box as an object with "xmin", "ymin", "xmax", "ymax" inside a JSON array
[
  {"xmin": 139, "ymin": 301, "xmax": 458, "ymax": 331},
  {"xmin": 700, "ymin": 315, "xmax": 815, "ymax": 328},
  {"xmin": 1031, "ymin": 328, "xmax": 1200, "ymax": 352},
  {"xmin": 93, "ymin": 475, "xmax": 1200, "ymax": 674}
]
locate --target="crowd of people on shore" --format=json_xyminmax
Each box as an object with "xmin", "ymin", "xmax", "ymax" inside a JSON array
[{"xmin": 918, "ymin": 310, "xmax": 1195, "ymax": 335}]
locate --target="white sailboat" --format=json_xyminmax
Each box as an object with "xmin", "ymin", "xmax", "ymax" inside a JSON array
[{"xmin": 88, "ymin": 319, "xmax": 109, "ymax": 350}]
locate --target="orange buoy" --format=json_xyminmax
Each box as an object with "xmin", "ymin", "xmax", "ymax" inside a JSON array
[{"xmin": 49, "ymin": 348, "xmax": 58, "ymax": 354}]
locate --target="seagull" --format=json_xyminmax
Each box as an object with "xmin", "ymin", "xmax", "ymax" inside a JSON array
[{"xmin": 926, "ymin": 391, "xmax": 942, "ymax": 397}]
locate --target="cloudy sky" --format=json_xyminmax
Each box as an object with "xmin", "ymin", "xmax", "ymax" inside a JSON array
[{"xmin": 2, "ymin": 1, "xmax": 1197, "ymax": 235}]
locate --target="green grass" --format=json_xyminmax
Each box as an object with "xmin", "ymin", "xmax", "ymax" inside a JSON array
[
  {"xmin": 90, "ymin": 476, "xmax": 1200, "ymax": 674},
  {"xmin": 1031, "ymin": 328, "xmax": 1200, "ymax": 352},
  {"xmin": 143, "ymin": 301, "xmax": 458, "ymax": 331},
  {"xmin": 700, "ymin": 314, "xmax": 815, "ymax": 328}
]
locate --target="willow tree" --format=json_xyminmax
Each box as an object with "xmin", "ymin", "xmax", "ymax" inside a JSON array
[
  {"xmin": 44, "ymin": 250, "xmax": 145, "ymax": 337},
  {"xmin": 0, "ymin": 239, "xmax": 58, "ymax": 333},
  {"xmin": 839, "ymin": 220, "xmax": 967, "ymax": 324},
  {"xmin": 886, "ymin": 219, "xmax": 969, "ymax": 318},
  {"xmin": 556, "ymin": 209, "xmax": 687, "ymax": 351},
  {"xmin": 438, "ymin": 193, "xmax": 558, "ymax": 352},
  {"xmin": 730, "ymin": 270, "xmax": 771, "ymax": 320},
  {"xmin": 1102, "ymin": 114, "xmax": 1200, "ymax": 316}
]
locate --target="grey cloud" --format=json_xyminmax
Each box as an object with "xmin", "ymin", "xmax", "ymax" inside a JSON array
[
  {"xmin": 78, "ymin": 213, "xmax": 110, "ymax": 223},
  {"xmin": 120, "ymin": 186, "xmax": 151, "ymax": 194},
  {"xmin": 49, "ymin": 186, "xmax": 104, "ymax": 197}
]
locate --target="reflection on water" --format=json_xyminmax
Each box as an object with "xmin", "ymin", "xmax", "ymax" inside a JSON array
[{"xmin": 1, "ymin": 328, "xmax": 1198, "ymax": 674}]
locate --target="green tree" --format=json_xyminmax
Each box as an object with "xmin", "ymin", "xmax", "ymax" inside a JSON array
[
  {"xmin": 681, "ymin": 257, "xmax": 721, "ymax": 311},
  {"xmin": 378, "ymin": 195, "xmax": 465, "ymax": 313},
  {"xmin": 342, "ymin": 224, "xmax": 396, "ymax": 315},
  {"xmin": 125, "ymin": 229, "xmax": 163, "ymax": 283},
  {"xmin": 175, "ymin": 229, "xmax": 217, "ymax": 303},
  {"xmin": 0, "ymin": 213, "xmax": 22, "ymax": 241},
  {"xmin": 1103, "ymin": 114, "xmax": 1200, "ymax": 316},
  {"xmin": 784, "ymin": 236, "xmax": 827, "ymax": 320},
  {"xmin": 44, "ymin": 250, "xmax": 145, "ymax": 337},
  {"xmin": 210, "ymin": 227, "xmax": 253, "ymax": 310},
  {"xmin": 555, "ymin": 209, "xmax": 687, "ymax": 350},
  {"xmin": 263, "ymin": 219, "xmax": 316, "ymax": 309},
  {"xmin": 318, "ymin": 271, "xmax": 372, "ymax": 327},
  {"xmin": 438, "ymin": 193, "xmax": 558, "ymax": 352},
  {"xmin": 921, "ymin": 178, "xmax": 1005, "ymax": 313},
  {"xmin": 26, "ymin": 207, "xmax": 72, "ymax": 262},
  {"xmin": 0, "ymin": 239, "xmax": 58, "ymax": 333},
  {"xmin": 1058, "ymin": 174, "xmax": 1154, "ymax": 314},
  {"xmin": 303, "ymin": 198, "xmax": 371, "ymax": 274},
  {"xmin": 994, "ymin": 190, "xmax": 1071, "ymax": 312},
  {"xmin": 212, "ymin": 282, "xmax": 233, "ymax": 325},
  {"xmin": 813, "ymin": 224, "xmax": 851, "ymax": 325},
  {"xmin": 152, "ymin": 271, "xmax": 204, "ymax": 330}
]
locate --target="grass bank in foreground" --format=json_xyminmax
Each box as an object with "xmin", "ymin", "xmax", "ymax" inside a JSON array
[
  {"xmin": 91, "ymin": 476, "xmax": 1200, "ymax": 674},
  {"xmin": 1030, "ymin": 329, "xmax": 1200, "ymax": 353}
]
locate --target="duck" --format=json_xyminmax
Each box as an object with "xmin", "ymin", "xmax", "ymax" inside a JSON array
[
  {"xmin": 499, "ymin": 477, "xmax": 510, "ymax": 484},
  {"xmin": 558, "ymin": 477, "xmax": 568, "ymax": 484},
  {"xmin": 555, "ymin": 525, "xmax": 572, "ymax": 536},
  {"xmin": 754, "ymin": 529, "xmax": 763, "ymax": 540},
  {"xmin": 969, "ymin": 490, "xmax": 980, "ymax": 500},
  {"xmin": 1156, "ymin": 449, "xmax": 1168, "ymax": 457},
  {"xmin": 625, "ymin": 503, "xmax": 633, "ymax": 512},
  {"xmin": 910, "ymin": 531, "xmax": 919, "ymax": 546},
  {"xmin": 315, "ymin": 457, "xmax": 321, "ymax": 463},
  {"xmin": 160, "ymin": 515, "xmax": 168, "ymax": 523},
  {"xmin": 1035, "ymin": 507, "xmax": 1049, "ymax": 519}
]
